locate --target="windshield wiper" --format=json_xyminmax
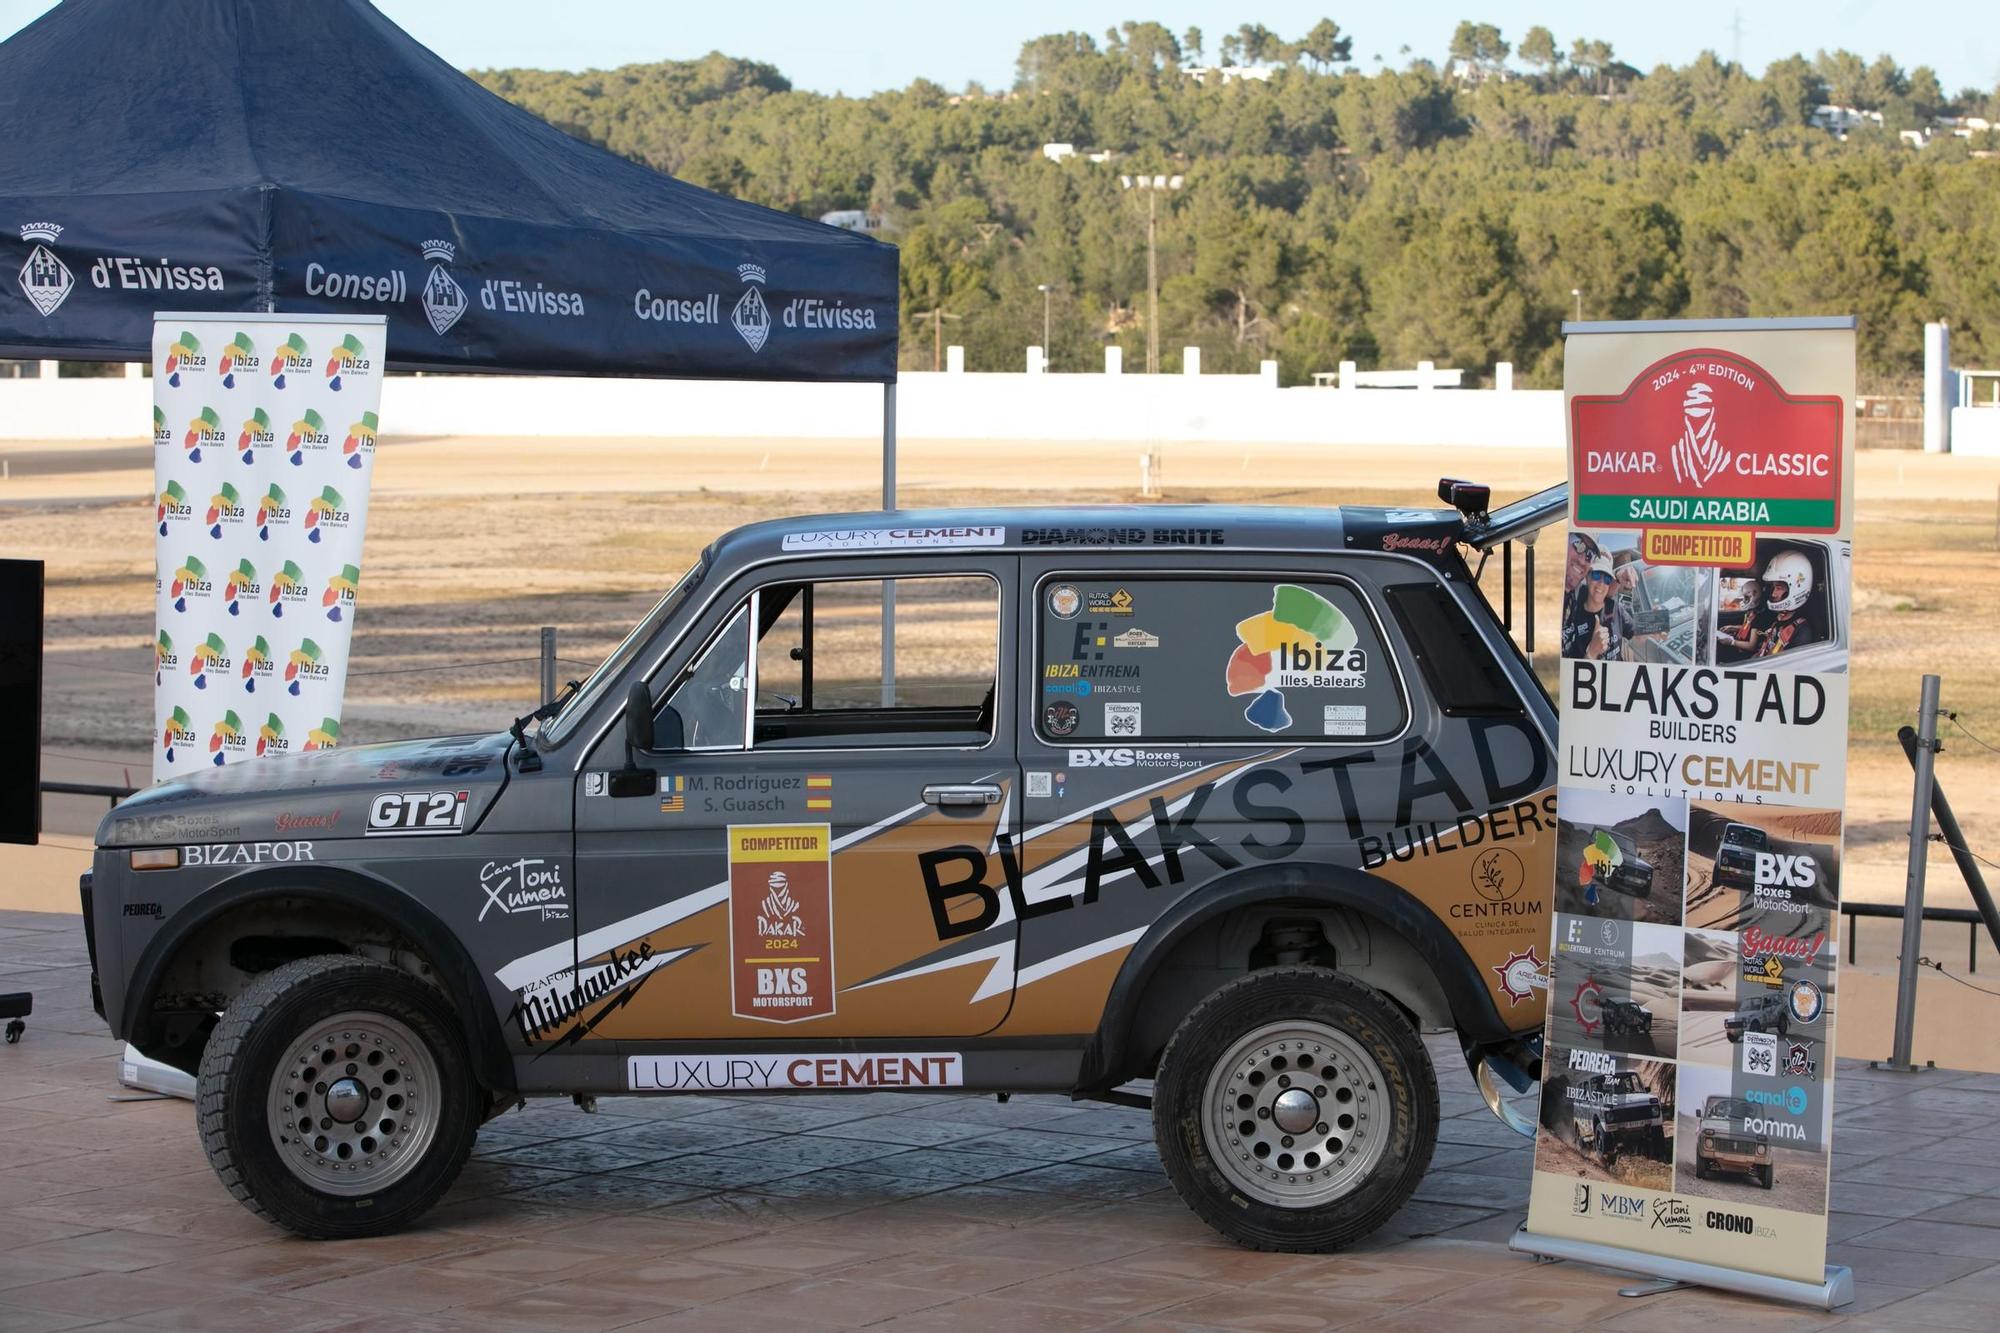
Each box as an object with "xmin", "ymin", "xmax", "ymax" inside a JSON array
[{"xmin": 508, "ymin": 678, "xmax": 581, "ymax": 773}]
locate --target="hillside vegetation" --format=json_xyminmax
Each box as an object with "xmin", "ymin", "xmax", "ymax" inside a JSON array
[{"xmin": 474, "ymin": 21, "xmax": 2000, "ymax": 383}]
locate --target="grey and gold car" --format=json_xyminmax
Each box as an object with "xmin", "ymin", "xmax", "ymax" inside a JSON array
[{"xmin": 84, "ymin": 487, "xmax": 1565, "ymax": 1251}]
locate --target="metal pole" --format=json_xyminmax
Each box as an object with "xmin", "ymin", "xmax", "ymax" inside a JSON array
[
  {"xmin": 538, "ymin": 626, "xmax": 556, "ymax": 705},
  {"xmin": 1146, "ymin": 189, "xmax": 1159, "ymax": 375},
  {"xmin": 1889, "ymin": 673, "xmax": 1943, "ymax": 1071},
  {"xmin": 881, "ymin": 381, "xmax": 897, "ymax": 706},
  {"xmin": 1898, "ymin": 723, "xmax": 2000, "ymax": 955},
  {"xmin": 1042, "ymin": 287, "xmax": 1052, "ymax": 362}
]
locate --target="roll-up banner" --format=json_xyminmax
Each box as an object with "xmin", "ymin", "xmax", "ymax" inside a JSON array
[
  {"xmin": 150, "ymin": 313, "xmax": 386, "ymax": 783},
  {"xmin": 1513, "ymin": 318, "xmax": 1856, "ymax": 1310}
]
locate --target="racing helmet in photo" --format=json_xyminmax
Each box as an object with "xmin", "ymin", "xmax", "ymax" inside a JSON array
[{"xmin": 1760, "ymin": 550, "xmax": 1814, "ymax": 612}]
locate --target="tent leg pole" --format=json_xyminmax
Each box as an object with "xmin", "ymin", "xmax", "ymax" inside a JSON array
[{"xmin": 881, "ymin": 382, "xmax": 897, "ymax": 706}]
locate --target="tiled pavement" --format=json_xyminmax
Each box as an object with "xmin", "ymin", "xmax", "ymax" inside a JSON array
[{"xmin": 3, "ymin": 908, "xmax": 1998, "ymax": 1331}]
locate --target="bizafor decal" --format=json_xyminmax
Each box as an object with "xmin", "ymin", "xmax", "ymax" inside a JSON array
[{"xmin": 729, "ymin": 824, "xmax": 835, "ymax": 1022}]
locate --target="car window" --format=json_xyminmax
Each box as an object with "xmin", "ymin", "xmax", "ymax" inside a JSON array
[
  {"xmin": 750, "ymin": 575, "xmax": 999, "ymax": 749},
  {"xmin": 659, "ymin": 603, "xmax": 750, "ymax": 751},
  {"xmin": 1034, "ymin": 575, "xmax": 1404, "ymax": 743}
]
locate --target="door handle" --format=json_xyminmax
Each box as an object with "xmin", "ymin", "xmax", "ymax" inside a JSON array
[{"xmin": 922, "ymin": 783, "xmax": 1001, "ymax": 807}]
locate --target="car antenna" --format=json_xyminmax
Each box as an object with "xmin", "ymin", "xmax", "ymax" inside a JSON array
[{"xmin": 509, "ymin": 678, "xmax": 582, "ymax": 774}]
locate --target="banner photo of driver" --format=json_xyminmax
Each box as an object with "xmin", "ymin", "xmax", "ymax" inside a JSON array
[{"xmin": 1522, "ymin": 319, "xmax": 1855, "ymax": 1295}]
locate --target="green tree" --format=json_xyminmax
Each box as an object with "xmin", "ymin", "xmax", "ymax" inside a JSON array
[
  {"xmin": 1448, "ymin": 21, "xmax": 1510, "ymax": 80},
  {"xmin": 1519, "ymin": 26, "xmax": 1560, "ymax": 81},
  {"xmin": 1297, "ymin": 19, "xmax": 1353, "ymax": 72}
]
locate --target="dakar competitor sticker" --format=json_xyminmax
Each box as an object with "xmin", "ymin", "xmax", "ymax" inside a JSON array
[
  {"xmin": 728, "ymin": 823, "xmax": 835, "ymax": 1022},
  {"xmin": 1571, "ymin": 350, "xmax": 1843, "ymax": 536}
]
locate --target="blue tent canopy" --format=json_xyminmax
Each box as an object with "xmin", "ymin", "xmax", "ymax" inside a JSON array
[{"xmin": 0, "ymin": 0, "xmax": 899, "ymax": 382}]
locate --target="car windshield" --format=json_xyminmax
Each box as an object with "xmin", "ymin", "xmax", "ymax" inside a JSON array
[
  {"xmin": 1722, "ymin": 825, "xmax": 1765, "ymax": 847},
  {"xmin": 1708, "ymin": 1098, "xmax": 1752, "ymax": 1119},
  {"xmin": 1604, "ymin": 1072, "xmax": 1643, "ymax": 1094},
  {"xmin": 540, "ymin": 556, "xmax": 707, "ymax": 747},
  {"xmin": 1607, "ymin": 829, "xmax": 1639, "ymax": 857}
]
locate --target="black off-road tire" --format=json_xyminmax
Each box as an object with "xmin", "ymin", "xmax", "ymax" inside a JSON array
[
  {"xmin": 197, "ymin": 955, "xmax": 482, "ymax": 1239},
  {"xmin": 1757, "ymin": 1163, "xmax": 1775, "ymax": 1190},
  {"xmin": 1695, "ymin": 1156, "xmax": 1712, "ymax": 1180},
  {"xmin": 1152, "ymin": 965, "xmax": 1438, "ymax": 1252}
]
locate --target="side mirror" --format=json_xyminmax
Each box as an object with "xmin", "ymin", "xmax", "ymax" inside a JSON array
[{"xmin": 624, "ymin": 681, "xmax": 655, "ymax": 754}]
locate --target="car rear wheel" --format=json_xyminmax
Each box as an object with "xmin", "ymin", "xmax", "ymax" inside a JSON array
[
  {"xmin": 1153, "ymin": 965, "xmax": 1437, "ymax": 1252},
  {"xmin": 197, "ymin": 955, "xmax": 481, "ymax": 1239},
  {"xmin": 1757, "ymin": 1163, "xmax": 1774, "ymax": 1189}
]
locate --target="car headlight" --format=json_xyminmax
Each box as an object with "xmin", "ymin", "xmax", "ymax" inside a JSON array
[
  {"xmin": 130, "ymin": 847, "xmax": 182, "ymax": 871},
  {"xmin": 1701, "ymin": 1133, "xmax": 1713, "ymax": 1150},
  {"xmin": 1755, "ymin": 1145, "xmax": 1768, "ymax": 1159}
]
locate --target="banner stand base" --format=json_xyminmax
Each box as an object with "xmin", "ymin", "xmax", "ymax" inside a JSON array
[
  {"xmin": 1510, "ymin": 1227, "xmax": 1854, "ymax": 1311},
  {"xmin": 119, "ymin": 1042, "xmax": 196, "ymax": 1101}
]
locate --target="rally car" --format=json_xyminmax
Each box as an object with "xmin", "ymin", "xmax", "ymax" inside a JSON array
[
  {"xmin": 1694, "ymin": 1094, "xmax": 1774, "ymax": 1188},
  {"xmin": 1711, "ymin": 821, "xmax": 1770, "ymax": 892},
  {"xmin": 83, "ymin": 485, "xmax": 1564, "ymax": 1251},
  {"xmin": 1571, "ymin": 1068, "xmax": 1667, "ymax": 1165}
]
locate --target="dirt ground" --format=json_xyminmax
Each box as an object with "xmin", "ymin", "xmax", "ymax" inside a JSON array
[
  {"xmin": 1533, "ymin": 1126, "xmax": 1676, "ymax": 1194},
  {"xmin": 4, "ymin": 433, "xmax": 1997, "ymax": 914},
  {"xmin": 1672, "ymin": 1113, "xmax": 1831, "ymax": 1214}
]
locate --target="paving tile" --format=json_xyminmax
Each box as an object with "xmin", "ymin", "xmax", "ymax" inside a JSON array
[
  {"xmin": 1914, "ymin": 1195, "xmax": 2000, "ymax": 1228},
  {"xmin": 288, "ymin": 1263, "xmax": 538, "ymax": 1315},
  {"xmin": 1105, "ymin": 1241, "xmax": 1326, "ymax": 1287},
  {"xmin": 449, "ymin": 1278, "xmax": 691, "ymax": 1330},
  {"xmin": 699, "ymin": 1276, "xmax": 957, "ymax": 1328},
  {"xmin": 1828, "ymin": 1240, "xmax": 1996, "ymax": 1287},
  {"xmin": 1408, "ymin": 1167, "xmax": 1530, "ymax": 1211},
  {"xmin": 680, "ymin": 1236, "xmax": 876, "ymax": 1274},
  {"xmin": 1858, "ymin": 1287, "xmax": 2000, "ymax": 1330},
  {"xmin": 0, "ymin": 1305, "xmax": 98, "ymax": 1333},
  {"xmin": 1828, "ymin": 1179, "xmax": 1970, "ymax": 1220},
  {"xmin": 994, "ymin": 1265, "xmax": 1221, "ymax": 1319},
  {"xmin": 576, "ymin": 1254, "xmax": 792, "ymax": 1304},
  {"xmin": 1836, "ymin": 1217, "xmax": 2000, "ymax": 1261},
  {"xmin": 862, "ymin": 1292, "xmax": 1129, "ymax": 1331},
  {"xmin": 806, "ymin": 1116, "xmax": 999, "ymax": 1148},
  {"xmin": 11, "ymin": 1226, "xmax": 246, "ymax": 1275},
  {"xmin": 997, "ymin": 1160, "xmax": 1174, "ymax": 1200},
  {"xmin": 124, "ymin": 1291, "xmax": 357, "ymax": 1332},
  {"xmin": 1138, "ymin": 1289, "xmax": 1404, "ymax": 1330},
  {"xmin": 503, "ymin": 1172, "xmax": 713, "ymax": 1213},
  {"xmin": 427, "ymin": 1238, "xmax": 625, "ymax": 1281},
  {"xmin": 835, "ymin": 1250, "xmax": 1074, "ymax": 1295},
  {"xmin": 0, "ymin": 1272, "xmax": 214, "ymax": 1320}
]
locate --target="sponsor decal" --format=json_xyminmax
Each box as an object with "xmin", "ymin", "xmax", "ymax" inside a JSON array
[
  {"xmin": 1042, "ymin": 698, "xmax": 1080, "ymax": 737},
  {"xmin": 779, "ymin": 292, "xmax": 879, "ymax": 334},
  {"xmin": 255, "ymin": 484, "xmax": 289, "ymax": 541},
  {"xmin": 304, "ymin": 485, "xmax": 349, "ymax": 543},
  {"xmin": 1644, "ymin": 528, "xmax": 1752, "ymax": 567},
  {"xmin": 1741, "ymin": 1029, "xmax": 1779, "ymax": 1077},
  {"xmin": 168, "ymin": 554, "xmax": 211, "ymax": 612},
  {"xmin": 183, "ymin": 841, "xmax": 316, "ymax": 865},
  {"xmin": 219, "ymin": 331, "xmax": 259, "ymax": 388},
  {"xmin": 732, "ymin": 262, "xmax": 772, "ymax": 351},
  {"xmin": 187, "ymin": 632, "xmax": 230, "ymax": 690},
  {"xmin": 1377, "ymin": 532, "xmax": 1456, "ymax": 555},
  {"xmin": 1570, "ymin": 976, "xmax": 1605, "ymax": 1037},
  {"xmin": 366, "ymin": 790, "xmax": 470, "ymax": 837},
  {"xmin": 286, "ymin": 408, "xmax": 330, "ymax": 466},
  {"xmin": 156, "ymin": 480, "xmax": 192, "ymax": 536},
  {"xmin": 1492, "ymin": 946, "xmax": 1548, "ymax": 1006},
  {"xmin": 629, "ymin": 1052, "xmax": 963, "ymax": 1092},
  {"xmin": 1744, "ymin": 1084, "xmax": 1810, "ymax": 1116},
  {"xmin": 1021, "ymin": 525, "xmax": 1226, "ymax": 547},
  {"xmin": 207, "ymin": 709, "xmax": 247, "ymax": 764},
  {"xmin": 510, "ymin": 940, "xmax": 658, "ymax": 1047},
  {"xmin": 1652, "ymin": 1198, "xmax": 1693, "ymax": 1233},
  {"xmin": 162, "ymin": 330, "xmax": 205, "ymax": 387},
  {"xmin": 1025, "ymin": 770, "xmax": 1053, "ymax": 797},
  {"xmin": 1784, "ymin": 1041, "xmax": 1818, "ymax": 1078},
  {"xmin": 582, "ymin": 771, "xmax": 606, "ymax": 797},
  {"xmin": 305, "ymin": 263, "xmax": 406, "ymax": 306},
  {"xmin": 478, "ymin": 857, "xmax": 570, "ymax": 923},
  {"xmin": 420, "ymin": 240, "xmax": 468, "ymax": 335},
  {"xmin": 660, "ymin": 773, "xmax": 686, "ymax": 813},
  {"xmin": 268, "ymin": 559, "xmax": 308, "ymax": 615},
  {"xmin": 255, "ymin": 712, "xmax": 288, "ymax": 756},
  {"xmin": 1227, "ymin": 585, "xmax": 1367, "ymax": 734},
  {"xmin": 1113, "ymin": 627, "xmax": 1159, "ymax": 648},
  {"xmin": 1788, "ymin": 978, "xmax": 1824, "ymax": 1024},
  {"xmin": 122, "ymin": 902, "xmax": 164, "ymax": 919},
  {"xmin": 274, "ymin": 811, "xmax": 338, "ymax": 834},
  {"xmin": 1572, "ymin": 1183, "xmax": 1591, "ymax": 1215},
  {"xmin": 479, "ymin": 277, "xmax": 585, "ymax": 318},
  {"xmin": 153, "ymin": 631, "xmax": 177, "ymax": 685},
  {"xmin": 268, "ymin": 332, "xmax": 312, "ymax": 388},
  {"xmin": 182, "ymin": 406, "xmax": 222, "ymax": 462},
  {"xmin": 323, "ymin": 563, "xmax": 360, "ymax": 621},
  {"xmin": 1048, "ymin": 584, "xmax": 1082, "ymax": 619},
  {"xmin": 1598, "ymin": 1191, "xmax": 1647, "ymax": 1222},
  {"xmin": 730, "ymin": 824, "xmax": 835, "ymax": 1022},
  {"xmin": 283, "ymin": 637, "xmax": 328, "ymax": 695},
  {"xmin": 1067, "ymin": 747, "xmax": 1187, "ymax": 769},
  {"xmin": 152, "ymin": 405, "xmax": 171, "ymax": 446},
  {"xmin": 119, "ymin": 811, "xmax": 235, "ymax": 843},
  {"xmin": 224, "ymin": 561, "xmax": 259, "ymax": 618},
  {"xmin": 323, "ymin": 333, "xmax": 370, "ymax": 390},
  {"xmin": 1323, "ymin": 704, "xmax": 1366, "ymax": 736},
  {"xmin": 1568, "ymin": 1047, "xmax": 1617, "ymax": 1075},
  {"xmin": 17, "ymin": 222, "xmax": 75, "ymax": 315},
  {"xmin": 1573, "ymin": 351, "xmax": 1843, "ymax": 532},
  {"xmin": 635, "ymin": 288, "xmax": 719, "ymax": 324},
  {"xmin": 1087, "ymin": 587, "xmax": 1135, "ymax": 616},
  {"xmin": 94, "ymin": 254, "xmax": 225, "ymax": 295},
  {"xmin": 304, "ymin": 717, "xmax": 341, "ymax": 751},
  {"xmin": 1104, "ymin": 701, "xmax": 1141, "ymax": 737},
  {"xmin": 205, "ymin": 483, "xmax": 246, "ymax": 540},
  {"xmin": 780, "ymin": 525, "xmax": 1006, "ymax": 552},
  {"xmin": 1704, "ymin": 1210, "xmax": 1774, "ymax": 1238},
  {"xmin": 342, "ymin": 412, "xmax": 377, "ymax": 470}
]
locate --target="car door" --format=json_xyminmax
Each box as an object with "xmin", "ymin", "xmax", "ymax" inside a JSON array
[{"xmin": 566, "ymin": 556, "xmax": 1021, "ymax": 1044}]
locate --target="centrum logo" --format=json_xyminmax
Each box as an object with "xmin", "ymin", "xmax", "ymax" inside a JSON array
[
  {"xmin": 188, "ymin": 632, "xmax": 230, "ymax": 690},
  {"xmin": 205, "ymin": 482, "xmax": 245, "ymax": 539},
  {"xmin": 1225, "ymin": 584, "xmax": 1362, "ymax": 733},
  {"xmin": 420, "ymin": 239, "xmax": 467, "ymax": 335},
  {"xmin": 219, "ymin": 331, "xmax": 259, "ymax": 387},
  {"xmin": 154, "ymin": 630, "xmax": 177, "ymax": 685},
  {"xmin": 268, "ymin": 559, "xmax": 307, "ymax": 616},
  {"xmin": 17, "ymin": 222, "xmax": 73, "ymax": 315},
  {"xmin": 343, "ymin": 411, "xmax": 377, "ymax": 469},
  {"xmin": 324, "ymin": 333, "xmax": 368, "ymax": 390},
  {"xmin": 208, "ymin": 709, "xmax": 247, "ymax": 765},
  {"xmin": 223, "ymin": 558, "xmax": 258, "ymax": 617},
  {"xmin": 237, "ymin": 407, "xmax": 273, "ymax": 464},
  {"xmin": 305, "ymin": 716, "xmax": 341, "ymax": 751},
  {"xmin": 286, "ymin": 409, "xmax": 328, "ymax": 466},
  {"xmin": 241, "ymin": 634, "xmax": 272, "ymax": 692},
  {"xmin": 269, "ymin": 332, "xmax": 311, "ymax": 387},
  {"xmin": 162, "ymin": 329, "xmax": 204, "ymax": 387},
  {"xmin": 732, "ymin": 262, "xmax": 771, "ymax": 352},
  {"xmin": 1572, "ymin": 349, "xmax": 1844, "ymax": 533},
  {"xmin": 169, "ymin": 554, "xmax": 210, "ymax": 611},
  {"xmin": 323, "ymin": 564, "xmax": 360, "ymax": 622},
  {"xmin": 285, "ymin": 638, "xmax": 327, "ymax": 695},
  {"xmin": 155, "ymin": 479, "xmax": 191, "ymax": 536},
  {"xmin": 182, "ymin": 406, "xmax": 222, "ymax": 462},
  {"xmin": 304, "ymin": 486, "xmax": 348, "ymax": 543},
  {"xmin": 255, "ymin": 711, "xmax": 287, "ymax": 756},
  {"xmin": 256, "ymin": 483, "xmax": 289, "ymax": 541},
  {"xmin": 159, "ymin": 705, "xmax": 194, "ymax": 764}
]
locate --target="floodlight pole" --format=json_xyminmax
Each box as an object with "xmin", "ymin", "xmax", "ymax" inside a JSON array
[{"xmin": 881, "ymin": 380, "xmax": 897, "ymax": 704}]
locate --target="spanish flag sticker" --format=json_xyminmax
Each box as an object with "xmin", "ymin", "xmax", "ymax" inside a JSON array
[{"xmin": 806, "ymin": 774, "xmax": 833, "ymax": 811}]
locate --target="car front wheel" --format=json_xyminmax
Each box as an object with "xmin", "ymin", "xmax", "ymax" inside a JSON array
[
  {"xmin": 197, "ymin": 955, "xmax": 482, "ymax": 1239},
  {"xmin": 1153, "ymin": 965, "xmax": 1437, "ymax": 1252}
]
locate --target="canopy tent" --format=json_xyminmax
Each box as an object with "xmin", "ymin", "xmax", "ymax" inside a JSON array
[{"xmin": 0, "ymin": 0, "xmax": 898, "ymax": 386}]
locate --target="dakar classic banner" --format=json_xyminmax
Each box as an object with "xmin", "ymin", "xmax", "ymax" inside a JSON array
[
  {"xmin": 149, "ymin": 313, "xmax": 387, "ymax": 783},
  {"xmin": 1520, "ymin": 319, "xmax": 1854, "ymax": 1295}
]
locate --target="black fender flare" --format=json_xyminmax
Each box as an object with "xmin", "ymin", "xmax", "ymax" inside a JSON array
[
  {"xmin": 1077, "ymin": 859, "xmax": 1513, "ymax": 1091},
  {"xmin": 123, "ymin": 863, "xmax": 515, "ymax": 1093}
]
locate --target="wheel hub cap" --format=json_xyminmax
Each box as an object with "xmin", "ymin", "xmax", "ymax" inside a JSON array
[
  {"xmin": 1199, "ymin": 1019, "xmax": 1393, "ymax": 1210},
  {"xmin": 265, "ymin": 1010, "xmax": 442, "ymax": 1196},
  {"xmin": 323, "ymin": 1076, "xmax": 368, "ymax": 1124}
]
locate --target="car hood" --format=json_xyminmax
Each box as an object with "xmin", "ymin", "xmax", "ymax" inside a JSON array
[{"xmin": 97, "ymin": 731, "xmax": 513, "ymax": 847}]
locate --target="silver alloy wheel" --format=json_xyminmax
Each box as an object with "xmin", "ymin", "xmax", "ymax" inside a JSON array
[
  {"xmin": 265, "ymin": 1010, "xmax": 441, "ymax": 1195},
  {"xmin": 1200, "ymin": 1019, "xmax": 1391, "ymax": 1209}
]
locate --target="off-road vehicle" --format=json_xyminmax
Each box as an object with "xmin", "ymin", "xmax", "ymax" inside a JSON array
[
  {"xmin": 83, "ymin": 485, "xmax": 1564, "ymax": 1251},
  {"xmin": 1726, "ymin": 989, "xmax": 1791, "ymax": 1043},
  {"xmin": 1599, "ymin": 996, "xmax": 1654, "ymax": 1037},
  {"xmin": 1694, "ymin": 1094, "xmax": 1774, "ymax": 1188},
  {"xmin": 1570, "ymin": 1069, "xmax": 1667, "ymax": 1164},
  {"xmin": 1712, "ymin": 821, "xmax": 1770, "ymax": 892},
  {"xmin": 1590, "ymin": 826, "xmax": 1655, "ymax": 898}
]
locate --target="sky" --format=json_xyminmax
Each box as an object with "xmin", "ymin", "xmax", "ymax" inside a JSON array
[{"xmin": 2, "ymin": 1, "xmax": 1995, "ymax": 99}]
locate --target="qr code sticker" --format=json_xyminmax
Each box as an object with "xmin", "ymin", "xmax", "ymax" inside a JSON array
[{"xmin": 1026, "ymin": 771, "xmax": 1053, "ymax": 798}]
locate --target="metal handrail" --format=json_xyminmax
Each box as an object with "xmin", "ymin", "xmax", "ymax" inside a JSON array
[{"xmin": 1843, "ymin": 900, "xmax": 1984, "ymax": 972}]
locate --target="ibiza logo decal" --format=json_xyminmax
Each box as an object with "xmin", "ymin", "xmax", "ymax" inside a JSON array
[
  {"xmin": 18, "ymin": 222, "xmax": 74, "ymax": 316},
  {"xmin": 732, "ymin": 262, "xmax": 771, "ymax": 352},
  {"xmin": 420, "ymin": 239, "xmax": 467, "ymax": 336}
]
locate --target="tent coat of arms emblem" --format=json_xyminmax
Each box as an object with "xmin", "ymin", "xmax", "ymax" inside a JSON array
[
  {"xmin": 732, "ymin": 262, "xmax": 770, "ymax": 352},
  {"xmin": 420, "ymin": 238, "xmax": 467, "ymax": 336},
  {"xmin": 18, "ymin": 222, "xmax": 74, "ymax": 316}
]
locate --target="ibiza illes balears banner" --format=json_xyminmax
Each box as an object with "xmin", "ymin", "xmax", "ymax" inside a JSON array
[
  {"xmin": 1516, "ymin": 318, "xmax": 1855, "ymax": 1306},
  {"xmin": 150, "ymin": 313, "xmax": 386, "ymax": 783}
]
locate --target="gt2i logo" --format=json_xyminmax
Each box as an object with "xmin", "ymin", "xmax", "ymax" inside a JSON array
[{"xmin": 366, "ymin": 790, "xmax": 469, "ymax": 837}]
